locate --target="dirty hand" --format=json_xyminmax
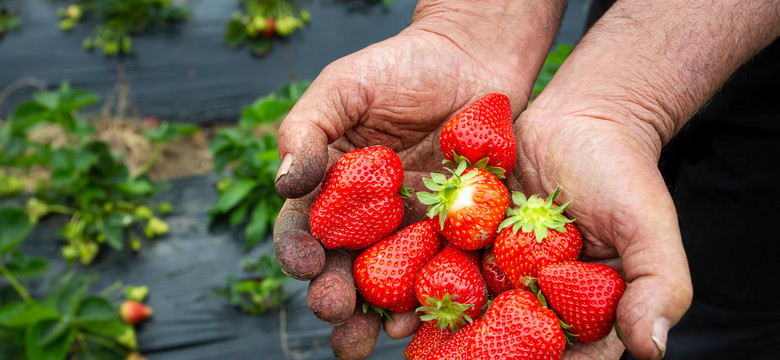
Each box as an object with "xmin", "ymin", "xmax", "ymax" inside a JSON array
[{"xmin": 272, "ymin": 1, "xmax": 565, "ymax": 358}]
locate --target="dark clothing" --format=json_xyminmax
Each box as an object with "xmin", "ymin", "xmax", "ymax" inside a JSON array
[{"xmin": 585, "ymin": 1, "xmax": 780, "ymax": 359}]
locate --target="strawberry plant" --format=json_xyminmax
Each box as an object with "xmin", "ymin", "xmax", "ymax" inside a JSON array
[
  {"xmin": 0, "ymin": 82, "xmax": 190, "ymax": 264},
  {"xmin": 0, "ymin": 211, "xmax": 149, "ymax": 360},
  {"xmin": 57, "ymin": 0, "xmax": 189, "ymax": 56},
  {"xmin": 209, "ymin": 80, "xmax": 309, "ymax": 247},
  {"xmin": 224, "ymin": 0, "xmax": 310, "ymax": 57},
  {"xmin": 211, "ymin": 254, "xmax": 291, "ymax": 315},
  {"xmin": 0, "ymin": 6, "xmax": 21, "ymax": 39}
]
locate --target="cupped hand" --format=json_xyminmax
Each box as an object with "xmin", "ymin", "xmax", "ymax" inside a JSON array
[
  {"xmin": 272, "ymin": 2, "xmax": 562, "ymax": 357},
  {"xmin": 514, "ymin": 89, "xmax": 694, "ymax": 360}
]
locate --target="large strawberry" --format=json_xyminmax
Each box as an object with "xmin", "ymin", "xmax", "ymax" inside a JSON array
[
  {"xmin": 538, "ymin": 260, "xmax": 626, "ymax": 343},
  {"xmin": 404, "ymin": 319, "xmax": 453, "ymax": 360},
  {"xmin": 473, "ymin": 289, "xmax": 565, "ymax": 359},
  {"xmin": 422, "ymin": 317, "xmax": 483, "ymax": 360},
  {"xmin": 354, "ymin": 221, "xmax": 443, "ymax": 313},
  {"xmin": 439, "ymin": 92, "xmax": 516, "ymax": 178},
  {"xmin": 415, "ymin": 245, "xmax": 488, "ymax": 332},
  {"xmin": 417, "ymin": 162, "xmax": 509, "ymax": 251},
  {"xmin": 309, "ymin": 146, "xmax": 412, "ymax": 250},
  {"xmin": 493, "ymin": 187, "xmax": 582, "ymax": 289},
  {"xmin": 425, "ymin": 289, "xmax": 565, "ymax": 360},
  {"xmin": 480, "ymin": 247, "xmax": 515, "ymax": 299}
]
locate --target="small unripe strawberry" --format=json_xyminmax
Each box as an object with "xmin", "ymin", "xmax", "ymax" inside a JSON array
[{"xmin": 120, "ymin": 300, "xmax": 153, "ymax": 325}]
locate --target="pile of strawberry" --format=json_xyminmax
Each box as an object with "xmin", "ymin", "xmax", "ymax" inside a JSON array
[{"xmin": 308, "ymin": 93, "xmax": 627, "ymax": 360}]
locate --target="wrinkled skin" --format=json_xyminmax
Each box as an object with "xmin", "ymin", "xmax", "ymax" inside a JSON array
[{"xmin": 273, "ymin": 3, "xmax": 691, "ymax": 360}]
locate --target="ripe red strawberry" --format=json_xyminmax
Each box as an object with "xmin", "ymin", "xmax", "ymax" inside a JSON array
[
  {"xmin": 473, "ymin": 289, "xmax": 565, "ymax": 359},
  {"xmin": 415, "ymin": 245, "xmax": 488, "ymax": 332},
  {"xmin": 494, "ymin": 187, "xmax": 582, "ymax": 289},
  {"xmin": 422, "ymin": 317, "xmax": 483, "ymax": 360},
  {"xmin": 538, "ymin": 261, "xmax": 626, "ymax": 343},
  {"xmin": 439, "ymin": 93, "xmax": 516, "ymax": 177},
  {"xmin": 310, "ymin": 146, "xmax": 411, "ymax": 250},
  {"xmin": 354, "ymin": 221, "xmax": 443, "ymax": 312},
  {"xmin": 480, "ymin": 247, "xmax": 514, "ymax": 298},
  {"xmin": 260, "ymin": 17, "xmax": 276, "ymax": 37},
  {"xmin": 404, "ymin": 319, "xmax": 453, "ymax": 360},
  {"xmin": 417, "ymin": 162, "xmax": 509, "ymax": 251},
  {"xmin": 120, "ymin": 300, "xmax": 153, "ymax": 325},
  {"xmin": 425, "ymin": 289, "xmax": 565, "ymax": 360}
]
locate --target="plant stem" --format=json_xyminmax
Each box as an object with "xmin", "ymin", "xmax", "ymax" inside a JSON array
[
  {"xmin": 98, "ymin": 280, "xmax": 124, "ymax": 300},
  {"xmin": 134, "ymin": 142, "xmax": 164, "ymax": 179},
  {"xmin": 0, "ymin": 261, "xmax": 34, "ymax": 304},
  {"xmin": 48, "ymin": 203, "xmax": 76, "ymax": 214}
]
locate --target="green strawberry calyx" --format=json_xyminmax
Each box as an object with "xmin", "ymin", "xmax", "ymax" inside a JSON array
[
  {"xmin": 497, "ymin": 187, "xmax": 574, "ymax": 242},
  {"xmin": 444, "ymin": 151, "xmax": 506, "ymax": 179},
  {"xmin": 416, "ymin": 161, "xmax": 478, "ymax": 230},
  {"xmin": 417, "ymin": 294, "xmax": 473, "ymax": 332},
  {"xmin": 362, "ymin": 302, "xmax": 394, "ymax": 322}
]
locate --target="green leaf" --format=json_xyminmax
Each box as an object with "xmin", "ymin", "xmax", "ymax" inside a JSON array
[
  {"xmin": 249, "ymin": 37, "xmax": 273, "ymax": 57},
  {"xmin": 48, "ymin": 148, "xmax": 71, "ymax": 170},
  {"xmin": 0, "ymin": 304, "xmax": 60, "ymax": 328},
  {"xmin": 277, "ymin": 80, "xmax": 311, "ymax": 103},
  {"xmin": 144, "ymin": 122, "xmax": 199, "ymax": 143},
  {"xmin": 229, "ymin": 202, "xmax": 250, "ymax": 227},
  {"xmin": 212, "ymin": 179, "xmax": 258, "ymax": 214},
  {"xmin": 9, "ymin": 102, "xmax": 48, "ymax": 130},
  {"xmin": 73, "ymin": 297, "xmax": 125, "ymax": 337},
  {"xmin": 38, "ymin": 317, "xmax": 72, "ymax": 347},
  {"xmin": 225, "ymin": 18, "xmax": 247, "ymax": 48},
  {"xmin": 1, "ymin": 304, "xmax": 60, "ymax": 328},
  {"xmin": 5, "ymin": 250, "xmax": 48, "ymax": 278},
  {"xmin": 101, "ymin": 215, "xmax": 125, "ymax": 250},
  {"xmin": 0, "ymin": 208, "xmax": 33, "ymax": 255},
  {"xmin": 52, "ymin": 273, "xmax": 92, "ymax": 316},
  {"xmin": 74, "ymin": 297, "xmax": 116, "ymax": 323},
  {"xmin": 245, "ymin": 203, "xmax": 269, "ymax": 248},
  {"xmin": 240, "ymin": 97, "xmax": 291, "ymax": 128},
  {"xmin": 73, "ymin": 151, "xmax": 98, "ymax": 172},
  {"xmin": 25, "ymin": 321, "xmax": 74, "ymax": 360},
  {"xmin": 33, "ymin": 92, "xmax": 60, "ymax": 110},
  {"xmin": 117, "ymin": 180, "xmax": 153, "ymax": 196}
]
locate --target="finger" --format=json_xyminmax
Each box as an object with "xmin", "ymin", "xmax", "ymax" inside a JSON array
[
  {"xmin": 275, "ymin": 65, "xmax": 364, "ymax": 199},
  {"xmin": 609, "ymin": 176, "xmax": 693, "ymax": 359},
  {"xmin": 330, "ymin": 301, "xmax": 383, "ymax": 360},
  {"xmin": 383, "ymin": 310, "xmax": 421, "ymax": 339},
  {"xmin": 307, "ymin": 249, "xmax": 357, "ymax": 325},
  {"xmin": 562, "ymin": 330, "xmax": 625, "ymax": 360},
  {"xmin": 273, "ymin": 194, "xmax": 326, "ymax": 280}
]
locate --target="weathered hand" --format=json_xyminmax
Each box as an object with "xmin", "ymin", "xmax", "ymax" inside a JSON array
[
  {"xmin": 272, "ymin": 1, "xmax": 563, "ymax": 358},
  {"xmin": 514, "ymin": 83, "xmax": 693, "ymax": 360}
]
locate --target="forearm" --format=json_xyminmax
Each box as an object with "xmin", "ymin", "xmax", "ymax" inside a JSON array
[
  {"xmin": 410, "ymin": 0, "xmax": 567, "ymax": 94},
  {"xmin": 529, "ymin": 0, "xmax": 780, "ymax": 149}
]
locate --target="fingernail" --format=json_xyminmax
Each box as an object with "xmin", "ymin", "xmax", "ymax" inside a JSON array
[
  {"xmin": 276, "ymin": 153, "xmax": 292, "ymax": 183},
  {"xmin": 652, "ymin": 317, "xmax": 669, "ymax": 358}
]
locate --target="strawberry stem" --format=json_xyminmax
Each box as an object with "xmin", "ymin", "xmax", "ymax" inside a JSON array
[
  {"xmin": 497, "ymin": 186, "xmax": 574, "ymax": 242},
  {"xmin": 416, "ymin": 294, "xmax": 473, "ymax": 332},
  {"xmin": 416, "ymin": 162, "xmax": 478, "ymax": 230},
  {"xmin": 445, "ymin": 152, "xmax": 506, "ymax": 179}
]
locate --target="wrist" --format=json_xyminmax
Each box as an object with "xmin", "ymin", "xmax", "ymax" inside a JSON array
[{"xmin": 408, "ymin": 0, "xmax": 566, "ymax": 98}]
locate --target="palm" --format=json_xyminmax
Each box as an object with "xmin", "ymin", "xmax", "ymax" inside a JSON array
[{"xmin": 281, "ymin": 27, "xmax": 532, "ymax": 219}]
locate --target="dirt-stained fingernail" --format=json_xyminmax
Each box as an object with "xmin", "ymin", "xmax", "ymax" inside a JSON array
[
  {"xmin": 652, "ymin": 317, "xmax": 669, "ymax": 358},
  {"xmin": 276, "ymin": 153, "xmax": 292, "ymax": 183}
]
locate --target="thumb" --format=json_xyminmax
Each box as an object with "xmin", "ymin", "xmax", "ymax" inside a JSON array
[
  {"xmin": 275, "ymin": 68, "xmax": 364, "ymax": 199},
  {"xmin": 612, "ymin": 175, "xmax": 693, "ymax": 359}
]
